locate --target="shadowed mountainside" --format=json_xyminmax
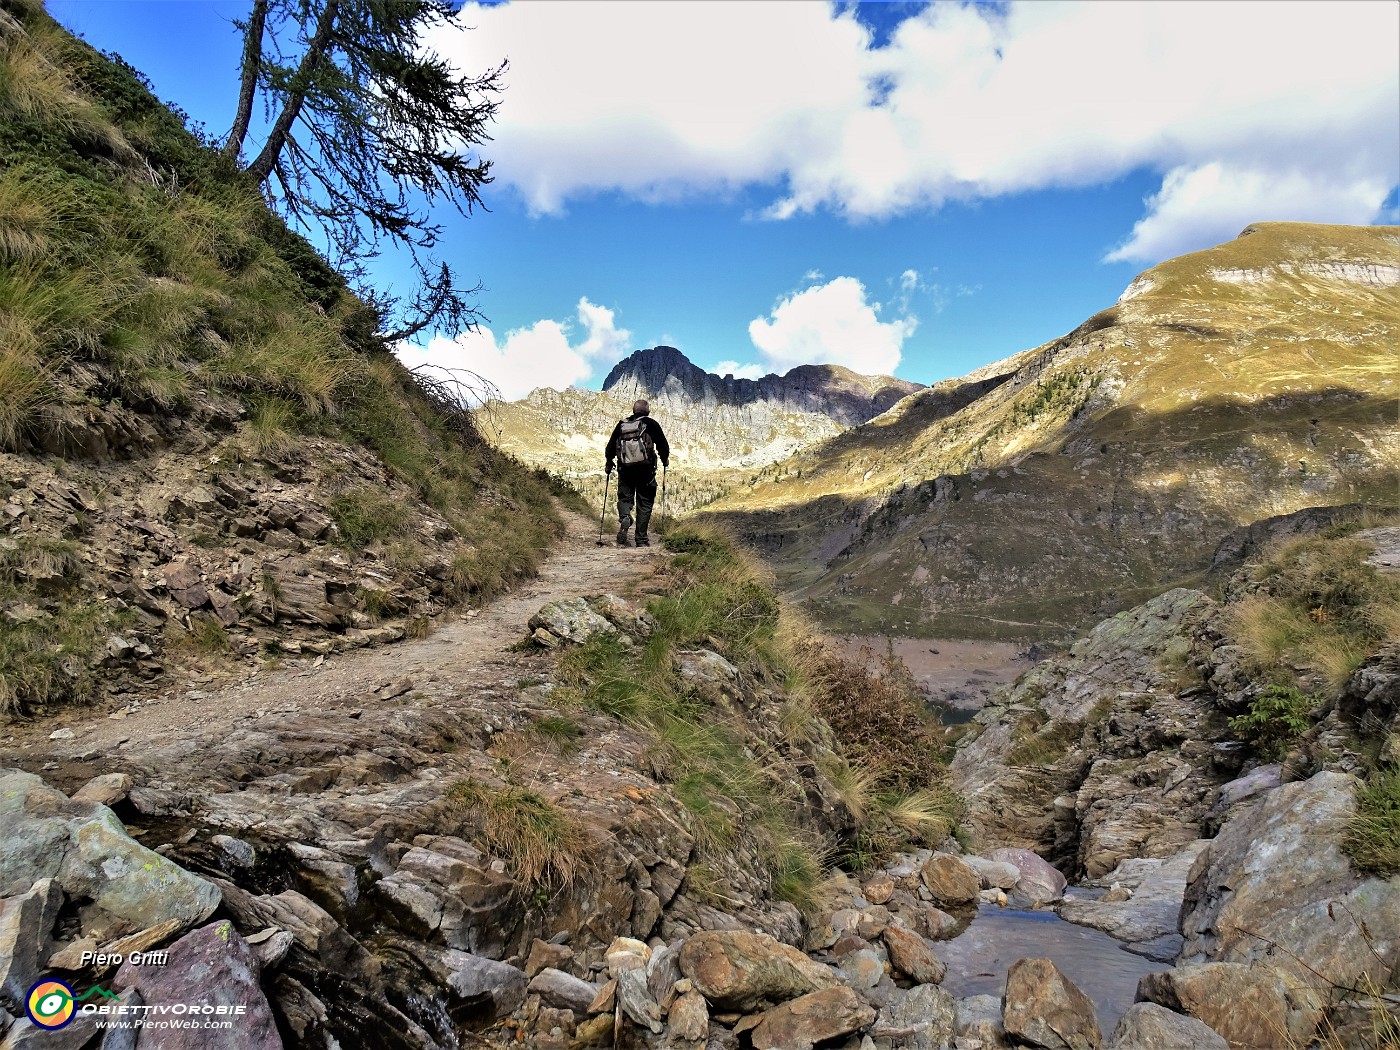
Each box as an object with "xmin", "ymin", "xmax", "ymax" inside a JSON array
[{"xmin": 702, "ymin": 222, "xmax": 1400, "ymax": 640}]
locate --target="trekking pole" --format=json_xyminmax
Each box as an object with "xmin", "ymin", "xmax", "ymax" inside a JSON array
[
  {"xmin": 596, "ymin": 471, "xmax": 611, "ymax": 547},
  {"xmin": 661, "ymin": 464, "xmax": 668, "ymax": 530}
]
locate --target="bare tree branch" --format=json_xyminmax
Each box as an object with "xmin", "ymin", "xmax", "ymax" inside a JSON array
[
  {"xmin": 223, "ymin": 0, "xmax": 270, "ymax": 160},
  {"xmin": 246, "ymin": 0, "xmax": 340, "ymax": 182}
]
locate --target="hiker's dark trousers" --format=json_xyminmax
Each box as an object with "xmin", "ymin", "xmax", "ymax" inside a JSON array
[{"xmin": 617, "ymin": 469, "xmax": 657, "ymax": 538}]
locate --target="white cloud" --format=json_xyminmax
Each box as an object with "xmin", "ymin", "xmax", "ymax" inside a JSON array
[
  {"xmin": 713, "ymin": 360, "xmax": 767, "ymax": 381},
  {"xmin": 395, "ymin": 297, "xmax": 630, "ymax": 401},
  {"xmin": 432, "ymin": 0, "xmax": 1398, "ymax": 260},
  {"xmin": 1105, "ymin": 163, "xmax": 1396, "ymax": 262},
  {"xmin": 748, "ymin": 277, "xmax": 915, "ymax": 376}
]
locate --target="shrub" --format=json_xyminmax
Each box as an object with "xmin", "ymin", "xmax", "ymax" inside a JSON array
[
  {"xmin": 804, "ymin": 642, "xmax": 948, "ymax": 793},
  {"xmin": 1227, "ymin": 684, "xmax": 1315, "ymax": 759}
]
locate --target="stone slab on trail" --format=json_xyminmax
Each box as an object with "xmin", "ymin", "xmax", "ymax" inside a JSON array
[{"xmin": 0, "ymin": 769, "xmax": 220, "ymax": 939}]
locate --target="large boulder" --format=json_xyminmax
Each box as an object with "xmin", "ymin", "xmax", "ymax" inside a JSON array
[
  {"xmin": 749, "ymin": 986, "xmax": 876, "ymax": 1050},
  {"xmin": 920, "ymin": 853, "xmax": 980, "ymax": 908},
  {"xmin": 678, "ymin": 930, "xmax": 837, "ymax": 1011},
  {"xmin": 112, "ymin": 920, "xmax": 281, "ymax": 1049},
  {"xmin": 0, "ymin": 770, "xmax": 219, "ymax": 939},
  {"xmin": 1180, "ymin": 770, "xmax": 1400, "ymax": 992},
  {"xmin": 1136, "ymin": 963, "xmax": 1322, "ymax": 1049},
  {"xmin": 1107, "ymin": 1002, "xmax": 1228, "ymax": 1050},
  {"xmin": 990, "ymin": 848, "xmax": 1066, "ymax": 908},
  {"xmin": 881, "ymin": 924, "xmax": 947, "ymax": 985},
  {"xmin": 1002, "ymin": 957, "xmax": 1102, "ymax": 1050}
]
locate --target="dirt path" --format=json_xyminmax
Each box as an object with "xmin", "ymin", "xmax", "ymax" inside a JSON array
[{"xmin": 0, "ymin": 510, "xmax": 666, "ymax": 768}]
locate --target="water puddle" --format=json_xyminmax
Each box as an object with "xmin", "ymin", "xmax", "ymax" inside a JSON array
[{"xmin": 936, "ymin": 902, "xmax": 1169, "ymax": 1033}]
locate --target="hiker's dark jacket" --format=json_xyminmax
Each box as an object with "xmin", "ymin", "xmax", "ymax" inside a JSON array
[{"xmin": 605, "ymin": 412, "xmax": 670, "ymax": 477}]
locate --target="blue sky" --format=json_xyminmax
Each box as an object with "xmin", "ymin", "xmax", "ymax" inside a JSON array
[{"xmin": 51, "ymin": 1, "xmax": 1400, "ymax": 399}]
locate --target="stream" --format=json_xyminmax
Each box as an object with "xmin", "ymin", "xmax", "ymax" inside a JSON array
[{"xmin": 936, "ymin": 896, "xmax": 1169, "ymax": 1033}]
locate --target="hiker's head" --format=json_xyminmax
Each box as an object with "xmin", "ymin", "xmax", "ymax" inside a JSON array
[{"xmin": 633, "ymin": 399, "xmax": 650, "ymax": 416}]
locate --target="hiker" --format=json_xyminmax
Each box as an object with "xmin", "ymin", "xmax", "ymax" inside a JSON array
[{"xmin": 605, "ymin": 399, "xmax": 670, "ymax": 547}]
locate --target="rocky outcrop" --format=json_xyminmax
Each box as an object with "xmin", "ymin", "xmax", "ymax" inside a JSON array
[
  {"xmin": 1180, "ymin": 770, "xmax": 1400, "ymax": 992},
  {"xmin": 953, "ymin": 588, "xmax": 1234, "ymax": 874}
]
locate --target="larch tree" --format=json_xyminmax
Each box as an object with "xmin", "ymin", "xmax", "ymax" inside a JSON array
[{"xmin": 223, "ymin": 0, "xmax": 503, "ymax": 342}]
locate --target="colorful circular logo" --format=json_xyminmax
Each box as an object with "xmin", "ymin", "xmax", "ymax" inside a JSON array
[{"xmin": 26, "ymin": 980, "xmax": 76, "ymax": 1029}]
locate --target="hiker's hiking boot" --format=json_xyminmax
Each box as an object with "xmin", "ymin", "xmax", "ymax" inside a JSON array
[
  {"xmin": 635, "ymin": 535, "xmax": 650, "ymax": 547},
  {"xmin": 616, "ymin": 514, "xmax": 632, "ymax": 545}
]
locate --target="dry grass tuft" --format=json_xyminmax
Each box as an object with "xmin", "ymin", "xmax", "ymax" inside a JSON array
[
  {"xmin": 445, "ymin": 778, "xmax": 589, "ymax": 889},
  {"xmin": 1231, "ymin": 534, "xmax": 1400, "ymax": 693}
]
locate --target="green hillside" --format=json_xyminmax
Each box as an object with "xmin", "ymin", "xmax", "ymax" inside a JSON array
[
  {"xmin": 705, "ymin": 222, "xmax": 1400, "ymax": 640},
  {"xmin": 0, "ymin": 0, "xmax": 573, "ymax": 713}
]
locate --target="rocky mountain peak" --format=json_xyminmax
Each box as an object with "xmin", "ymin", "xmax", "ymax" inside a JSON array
[
  {"xmin": 600, "ymin": 345, "xmax": 924, "ymax": 424},
  {"xmin": 601, "ymin": 345, "xmax": 700, "ymax": 396}
]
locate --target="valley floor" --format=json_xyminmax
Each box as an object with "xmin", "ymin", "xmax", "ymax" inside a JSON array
[{"xmin": 831, "ymin": 634, "xmax": 1032, "ymax": 716}]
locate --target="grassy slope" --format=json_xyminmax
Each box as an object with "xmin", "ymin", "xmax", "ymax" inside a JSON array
[
  {"xmin": 550, "ymin": 520, "xmax": 963, "ymax": 903},
  {"xmin": 0, "ymin": 0, "xmax": 576, "ymax": 712},
  {"xmin": 705, "ymin": 222, "xmax": 1400, "ymax": 640}
]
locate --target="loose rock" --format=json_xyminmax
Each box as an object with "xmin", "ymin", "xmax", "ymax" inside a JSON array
[
  {"xmin": 1002, "ymin": 957, "xmax": 1101, "ymax": 1050},
  {"xmin": 750, "ymin": 986, "xmax": 877, "ymax": 1050},
  {"xmin": 1107, "ymin": 1002, "xmax": 1227, "ymax": 1050},
  {"xmin": 678, "ymin": 930, "xmax": 837, "ymax": 1012}
]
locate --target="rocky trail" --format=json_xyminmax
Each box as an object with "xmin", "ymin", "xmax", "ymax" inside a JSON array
[{"xmin": 0, "ymin": 509, "xmax": 666, "ymax": 782}]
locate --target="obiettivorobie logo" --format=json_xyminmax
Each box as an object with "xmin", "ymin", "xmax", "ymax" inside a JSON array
[{"xmin": 26, "ymin": 980, "xmax": 121, "ymax": 1029}]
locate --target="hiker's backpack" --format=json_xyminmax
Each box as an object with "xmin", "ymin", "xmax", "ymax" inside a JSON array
[{"xmin": 617, "ymin": 417, "xmax": 655, "ymax": 467}]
